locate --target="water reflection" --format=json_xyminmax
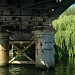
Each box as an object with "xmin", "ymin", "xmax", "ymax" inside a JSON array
[
  {"xmin": 0, "ymin": 67, "xmax": 9, "ymax": 75},
  {"xmin": 0, "ymin": 65, "xmax": 54, "ymax": 75},
  {"xmin": 36, "ymin": 69, "xmax": 54, "ymax": 75},
  {"xmin": 1, "ymin": 57, "xmax": 75, "ymax": 75},
  {"xmin": 9, "ymin": 65, "xmax": 54, "ymax": 75},
  {"xmin": 55, "ymin": 57, "xmax": 75, "ymax": 75}
]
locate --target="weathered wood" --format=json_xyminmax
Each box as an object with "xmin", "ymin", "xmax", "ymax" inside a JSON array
[
  {"xmin": 9, "ymin": 40, "xmax": 33, "ymax": 44},
  {"xmin": 9, "ymin": 41, "xmax": 35, "ymax": 63},
  {"xmin": 10, "ymin": 61, "xmax": 35, "ymax": 64},
  {"xmin": 23, "ymin": 53, "xmax": 34, "ymax": 62}
]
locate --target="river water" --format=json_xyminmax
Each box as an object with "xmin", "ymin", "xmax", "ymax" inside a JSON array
[{"xmin": 0, "ymin": 57, "xmax": 75, "ymax": 75}]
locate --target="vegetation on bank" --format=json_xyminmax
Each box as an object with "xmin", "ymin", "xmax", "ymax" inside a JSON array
[{"xmin": 52, "ymin": 6, "xmax": 75, "ymax": 57}]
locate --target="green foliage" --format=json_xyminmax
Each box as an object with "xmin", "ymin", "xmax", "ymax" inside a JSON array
[{"xmin": 52, "ymin": 6, "xmax": 75, "ymax": 57}]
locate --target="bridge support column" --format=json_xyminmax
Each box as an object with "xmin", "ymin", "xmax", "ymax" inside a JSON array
[
  {"xmin": 0, "ymin": 29, "xmax": 10, "ymax": 66},
  {"xmin": 32, "ymin": 25, "xmax": 56, "ymax": 68}
]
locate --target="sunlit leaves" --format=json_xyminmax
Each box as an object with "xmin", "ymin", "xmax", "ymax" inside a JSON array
[{"xmin": 52, "ymin": 6, "xmax": 75, "ymax": 57}]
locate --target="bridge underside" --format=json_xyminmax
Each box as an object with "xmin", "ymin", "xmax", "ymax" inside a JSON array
[
  {"xmin": 0, "ymin": 0, "xmax": 74, "ymax": 68},
  {"xmin": 0, "ymin": 0, "xmax": 74, "ymax": 40}
]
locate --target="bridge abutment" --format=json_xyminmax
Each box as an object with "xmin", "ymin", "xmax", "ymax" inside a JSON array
[
  {"xmin": 32, "ymin": 25, "xmax": 56, "ymax": 68},
  {"xmin": 0, "ymin": 29, "xmax": 10, "ymax": 66}
]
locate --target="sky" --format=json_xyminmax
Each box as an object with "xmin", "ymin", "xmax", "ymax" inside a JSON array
[{"xmin": 72, "ymin": 3, "xmax": 75, "ymax": 6}]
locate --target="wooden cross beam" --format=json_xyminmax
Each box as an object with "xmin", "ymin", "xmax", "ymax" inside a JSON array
[{"xmin": 9, "ymin": 41, "xmax": 35, "ymax": 63}]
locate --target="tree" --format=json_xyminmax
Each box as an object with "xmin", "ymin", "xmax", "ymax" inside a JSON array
[{"xmin": 52, "ymin": 6, "xmax": 75, "ymax": 57}]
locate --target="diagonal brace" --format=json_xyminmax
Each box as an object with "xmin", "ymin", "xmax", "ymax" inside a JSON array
[{"xmin": 9, "ymin": 41, "xmax": 35, "ymax": 63}]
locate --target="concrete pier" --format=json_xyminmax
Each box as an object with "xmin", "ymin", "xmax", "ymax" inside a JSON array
[
  {"xmin": 0, "ymin": 29, "xmax": 10, "ymax": 66},
  {"xmin": 32, "ymin": 25, "xmax": 56, "ymax": 68}
]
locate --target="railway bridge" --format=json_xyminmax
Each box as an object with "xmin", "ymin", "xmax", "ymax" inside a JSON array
[{"xmin": 0, "ymin": 0, "xmax": 74, "ymax": 68}]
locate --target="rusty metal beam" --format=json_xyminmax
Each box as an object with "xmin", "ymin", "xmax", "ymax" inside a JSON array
[
  {"xmin": 0, "ymin": 5, "xmax": 58, "ymax": 9},
  {"xmin": 0, "ymin": 1, "xmax": 58, "ymax": 11},
  {"xmin": 44, "ymin": 0, "xmax": 75, "ymax": 24},
  {"xmin": 0, "ymin": 15, "xmax": 49, "ymax": 16},
  {"xmin": 20, "ymin": 0, "xmax": 53, "ymax": 8}
]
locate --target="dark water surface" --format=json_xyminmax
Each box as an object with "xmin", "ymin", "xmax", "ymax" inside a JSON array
[{"xmin": 0, "ymin": 57, "xmax": 75, "ymax": 75}]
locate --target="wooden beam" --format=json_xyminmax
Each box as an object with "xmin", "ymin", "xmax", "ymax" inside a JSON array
[
  {"xmin": 9, "ymin": 40, "xmax": 33, "ymax": 44},
  {"xmin": 23, "ymin": 53, "xmax": 34, "ymax": 62},
  {"xmin": 10, "ymin": 61, "xmax": 35, "ymax": 64},
  {"xmin": 9, "ymin": 41, "xmax": 35, "ymax": 63}
]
